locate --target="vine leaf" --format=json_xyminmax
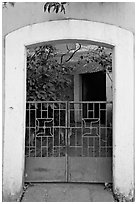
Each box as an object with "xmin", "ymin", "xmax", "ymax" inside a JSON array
[{"xmin": 43, "ymin": 2, "xmax": 67, "ymax": 14}]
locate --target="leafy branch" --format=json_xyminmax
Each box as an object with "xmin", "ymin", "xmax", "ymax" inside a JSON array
[
  {"xmin": 77, "ymin": 46, "xmax": 112, "ymax": 82},
  {"xmin": 44, "ymin": 2, "xmax": 67, "ymax": 14},
  {"xmin": 27, "ymin": 45, "xmax": 74, "ymax": 101}
]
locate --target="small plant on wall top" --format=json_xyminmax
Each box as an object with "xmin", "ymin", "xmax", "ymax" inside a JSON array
[
  {"xmin": 43, "ymin": 2, "xmax": 67, "ymax": 14},
  {"xmin": 2, "ymin": 2, "xmax": 15, "ymax": 8},
  {"xmin": 3, "ymin": 2, "xmax": 68, "ymax": 13}
]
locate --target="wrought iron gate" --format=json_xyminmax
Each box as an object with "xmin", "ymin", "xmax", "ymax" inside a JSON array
[{"xmin": 25, "ymin": 101, "xmax": 112, "ymax": 182}]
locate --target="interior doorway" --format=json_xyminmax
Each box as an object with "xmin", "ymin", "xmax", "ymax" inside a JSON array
[{"xmin": 82, "ymin": 71, "xmax": 106, "ymax": 101}]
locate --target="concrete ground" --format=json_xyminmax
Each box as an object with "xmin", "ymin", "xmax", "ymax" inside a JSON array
[{"xmin": 21, "ymin": 183, "xmax": 115, "ymax": 202}]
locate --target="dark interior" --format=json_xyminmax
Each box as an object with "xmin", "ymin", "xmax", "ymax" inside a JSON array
[{"xmin": 82, "ymin": 71, "xmax": 106, "ymax": 101}]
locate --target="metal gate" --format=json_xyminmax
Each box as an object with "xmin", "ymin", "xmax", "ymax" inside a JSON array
[{"xmin": 25, "ymin": 101, "xmax": 112, "ymax": 182}]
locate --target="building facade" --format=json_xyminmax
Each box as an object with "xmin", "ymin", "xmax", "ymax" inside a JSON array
[{"xmin": 2, "ymin": 2, "xmax": 135, "ymax": 201}]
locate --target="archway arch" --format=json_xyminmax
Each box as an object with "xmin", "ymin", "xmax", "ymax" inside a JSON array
[{"xmin": 3, "ymin": 20, "xmax": 134, "ymax": 201}]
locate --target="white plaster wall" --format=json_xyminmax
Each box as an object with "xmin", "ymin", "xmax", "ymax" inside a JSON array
[
  {"xmin": 3, "ymin": 38, "xmax": 26, "ymax": 201},
  {"xmin": 2, "ymin": 2, "xmax": 135, "ymax": 36},
  {"xmin": 112, "ymin": 33, "xmax": 134, "ymax": 198},
  {"xmin": 3, "ymin": 20, "xmax": 134, "ymax": 201}
]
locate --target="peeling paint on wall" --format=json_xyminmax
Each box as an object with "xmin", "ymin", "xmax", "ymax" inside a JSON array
[{"xmin": 114, "ymin": 187, "xmax": 135, "ymax": 202}]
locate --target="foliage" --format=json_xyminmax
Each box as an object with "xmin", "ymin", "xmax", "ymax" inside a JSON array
[
  {"xmin": 27, "ymin": 45, "xmax": 73, "ymax": 101},
  {"xmin": 27, "ymin": 44, "xmax": 112, "ymax": 102},
  {"xmin": 63, "ymin": 45, "xmax": 112, "ymax": 81},
  {"xmin": 2, "ymin": 2, "xmax": 67, "ymax": 14},
  {"xmin": 91, "ymin": 46, "xmax": 112, "ymax": 72},
  {"xmin": 77, "ymin": 46, "xmax": 112, "ymax": 72},
  {"xmin": 2, "ymin": 2, "xmax": 15, "ymax": 8},
  {"xmin": 43, "ymin": 2, "xmax": 67, "ymax": 14}
]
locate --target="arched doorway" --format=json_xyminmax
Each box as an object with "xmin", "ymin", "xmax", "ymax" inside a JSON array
[{"xmin": 3, "ymin": 20, "xmax": 134, "ymax": 200}]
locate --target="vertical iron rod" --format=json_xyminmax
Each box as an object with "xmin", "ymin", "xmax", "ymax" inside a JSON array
[
  {"xmin": 29, "ymin": 103, "xmax": 30, "ymax": 157},
  {"xmin": 105, "ymin": 103, "xmax": 107, "ymax": 157},
  {"xmin": 99, "ymin": 103, "xmax": 101, "ymax": 157},
  {"xmin": 35, "ymin": 103, "xmax": 36, "ymax": 157},
  {"xmin": 65, "ymin": 101, "xmax": 69, "ymax": 182}
]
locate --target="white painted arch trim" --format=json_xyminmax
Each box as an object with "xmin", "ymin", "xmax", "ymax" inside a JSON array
[{"xmin": 4, "ymin": 20, "xmax": 134, "ymax": 200}]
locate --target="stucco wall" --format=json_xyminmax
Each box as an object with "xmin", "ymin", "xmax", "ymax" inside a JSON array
[{"xmin": 2, "ymin": 2, "xmax": 135, "ymax": 36}]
